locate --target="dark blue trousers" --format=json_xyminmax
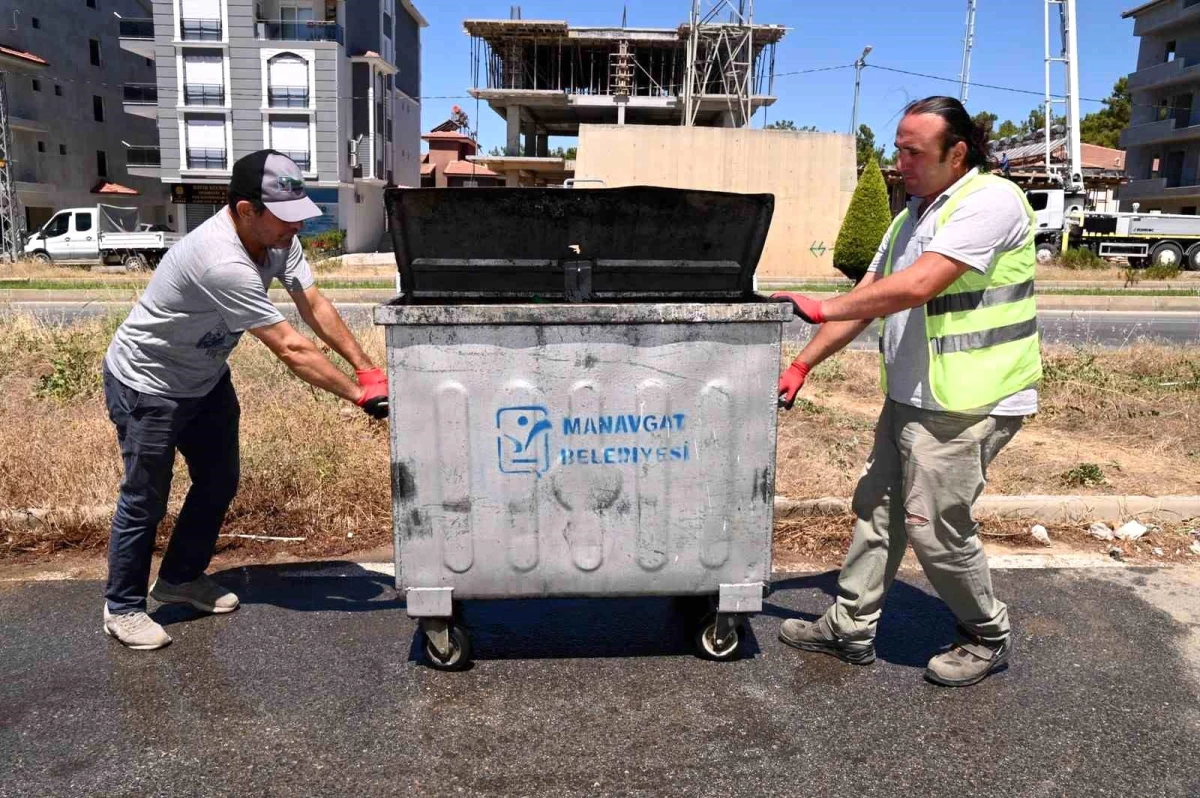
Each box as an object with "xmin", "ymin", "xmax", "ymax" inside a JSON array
[{"xmin": 103, "ymin": 366, "xmax": 240, "ymax": 613}]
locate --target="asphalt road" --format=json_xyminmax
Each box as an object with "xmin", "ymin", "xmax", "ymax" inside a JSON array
[
  {"xmin": 5, "ymin": 302, "xmax": 1200, "ymax": 349},
  {"xmin": 2, "ymin": 566, "xmax": 1197, "ymax": 797}
]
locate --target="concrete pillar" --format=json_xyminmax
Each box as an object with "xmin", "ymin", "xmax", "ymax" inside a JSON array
[
  {"xmin": 505, "ymin": 171, "xmax": 520, "ymax": 187},
  {"xmin": 617, "ymin": 102, "xmax": 626, "ymax": 126},
  {"xmin": 506, "ymin": 106, "xmax": 521, "ymax": 155},
  {"xmin": 536, "ymin": 134, "xmax": 549, "ymax": 158},
  {"xmin": 522, "ymin": 121, "xmax": 537, "ymax": 157}
]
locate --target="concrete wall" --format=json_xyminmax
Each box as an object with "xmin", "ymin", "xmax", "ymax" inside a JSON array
[{"xmin": 574, "ymin": 125, "xmax": 857, "ymax": 279}]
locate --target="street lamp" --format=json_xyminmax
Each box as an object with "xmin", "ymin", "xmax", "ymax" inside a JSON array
[{"xmin": 851, "ymin": 45, "xmax": 873, "ymax": 136}]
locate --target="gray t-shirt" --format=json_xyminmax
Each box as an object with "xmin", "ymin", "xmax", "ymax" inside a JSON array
[
  {"xmin": 867, "ymin": 168, "xmax": 1038, "ymax": 416},
  {"xmin": 105, "ymin": 208, "xmax": 314, "ymax": 397}
]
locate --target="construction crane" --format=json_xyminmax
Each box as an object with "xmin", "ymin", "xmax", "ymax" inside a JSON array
[
  {"xmin": 958, "ymin": 0, "xmax": 977, "ymax": 103},
  {"xmin": 0, "ymin": 48, "xmax": 48, "ymax": 262},
  {"xmin": 1044, "ymin": 0, "xmax": 1084, "ymax": 203}
]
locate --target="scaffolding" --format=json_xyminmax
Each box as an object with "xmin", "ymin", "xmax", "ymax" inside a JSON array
[
  {"xmin": 682, "ymin": 0, "xmax": 769, "ymax": 127},
  {"xmin": 0, "ymin": 74, "xmax": 24, "ymax": 262}
]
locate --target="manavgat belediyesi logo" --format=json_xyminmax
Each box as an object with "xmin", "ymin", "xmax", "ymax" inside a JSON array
[{"xmin": 496, "ymin": 406, "xmax": 553, "ymax": 475}]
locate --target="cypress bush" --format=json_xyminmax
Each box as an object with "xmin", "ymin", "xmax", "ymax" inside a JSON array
[{"xmin": 832, "ymin": 159, "xmax": 893, "ymax": 282}]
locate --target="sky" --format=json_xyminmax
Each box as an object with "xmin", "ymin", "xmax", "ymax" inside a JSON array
[{"xmin": 414, "ymin": 0, "xmax": 1141, "ymax": 153}]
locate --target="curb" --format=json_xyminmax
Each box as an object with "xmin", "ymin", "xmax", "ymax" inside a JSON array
[{"xmin": 775, "ymin": 496, "xmax": 1200, "ymax": 524}]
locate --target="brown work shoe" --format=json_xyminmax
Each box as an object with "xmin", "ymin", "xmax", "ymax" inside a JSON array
[
  {"xmin": 779, "ymin": 616, "xmax": 876, "ymax": 665},
  {"xmin": 925, "ymin": 633, "xmax": 1012, "ymax": 687}
]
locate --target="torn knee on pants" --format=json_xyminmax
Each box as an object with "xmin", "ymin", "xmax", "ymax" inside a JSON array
[{"xmin": 904, "ymin": 507, "xmax": 930, "ymax": 528}]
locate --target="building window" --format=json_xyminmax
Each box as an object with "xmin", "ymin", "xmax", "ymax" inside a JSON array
[
  {"xmin": 267, "ymin": 53, "xmax": 309, "ymax": 108},
  {"xmin": 185, "ymin": 115, "xmax": 227, "ymax": 169},
  {"xmin": 59, "ymin": 144, "xmax": 67, "ymax": 155},
  {"xmin": 1167, "ymin": 41, "xmax": 1178, "ymax": 63},
  {"xmin": 93, "ymin": 95, "xmax": 105, "ymax": 122},
  {"xmin": 269, "ymin": 116, "xmax": 310, "ymax": 171},
  {"xmin": 97, "ymin": 150, "xmax": 108, "ymax": 177},
  {"xmin": 1183, "ymin": 207, "xmax": 1198, "ymax": 216},
  {"xmin": 32, "ymin": 17, "xmax": 40, "ymax": 28},
  {"xmin": 89, "ymin": 38, "xmax": 101, "ymax": 66},
  {"xmin": 86, "ymin": 0, "xmax": 97, "ymax": 8},
  {"xmin": 180, "ymin": 0, "xmax": 223, "ymax": 40},
  {"xmin": 183, "ymin": 51, "xmax": 225, "ymax": 105},
  {"xmin": 32, "ymin": 79, "xmax": 41, "ymax": 92},
  {"xmin": 54, "ymin": 85, "xmax": 62, "ymax": 96},
  {"xmin": 37, "ymin": 141, "xmax": 46, "ymax": 153},
  {"xmin": 146, "ymin": 57, "xmax": 153, "ymax": 67},
  {"xmin": 382, "ymin": 12, "xmax": 392, "ymax": 38},
  {"xmin": 386, "ymin": 119, "xmax": 393, "ymax": 142}
]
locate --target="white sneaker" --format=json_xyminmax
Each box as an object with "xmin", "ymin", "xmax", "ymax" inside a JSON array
[
  {"xmin": 103, "ymin": 605, "xmax": 172, "ymax": 650},
  {"xmin": 150, "ymin": 573, "xmax": 239, "ymax": 614}
]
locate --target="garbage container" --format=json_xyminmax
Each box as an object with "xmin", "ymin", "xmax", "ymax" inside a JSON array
[{"xmin": 375, "ymin": 186, "xmax": 791, "ymax": 670}]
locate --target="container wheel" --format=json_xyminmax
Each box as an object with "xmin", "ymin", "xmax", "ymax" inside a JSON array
[
  {"xmin": 423, "ymin": 623, "xmax": 472, "ymax": 671},
  {"xmin": 1150, "ymin": 242, "xmax": 1183, "ymax": 269},
  {"xmin": 694, "ymin": 615, "xmax": 742, "ymax": 662}
]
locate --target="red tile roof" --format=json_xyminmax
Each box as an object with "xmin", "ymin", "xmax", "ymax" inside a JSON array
[
  {"xmin": 92, "ymin": 182, "xmax": 140, "ymax": 195},
  {"xmin": 420, "ymin": 163, "xmax": 435, "ymax": 176},
  {"xmin": 0, "ymin": 45, "xmax": 48, "ymax": 66},
  {"xmin": 442, "ymin": 160, "xmax": 500, "ymax": 178}
]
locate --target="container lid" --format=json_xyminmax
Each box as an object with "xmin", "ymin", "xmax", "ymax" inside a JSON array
[{"xmin": 383, "ymin": 186, "xmax": 774, "ymax": 303}]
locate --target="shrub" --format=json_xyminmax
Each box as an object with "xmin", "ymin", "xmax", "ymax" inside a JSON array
[
  {"xmin": 1056, "ymin": 248, "xmax": 1106, "ymax": 270},
  {"xmin": 833, "ymin": 160, "xmax": 892, "ymax": 282}
]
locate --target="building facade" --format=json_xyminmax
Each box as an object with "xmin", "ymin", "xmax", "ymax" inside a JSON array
[
  {"xmin": 118, "ymin": 0, "xmax": 424, "ymax": 251},
  {"xmin": 1120, "ymin": 0, "xmax": 1200, "ymax": 213},
  {"xmin": 1, "ymin": 0, "xmax": 171, "ymax": 234}
]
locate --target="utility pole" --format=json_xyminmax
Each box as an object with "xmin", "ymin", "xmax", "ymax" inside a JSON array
[
  {"xmin": 1044, "ymin": 0, "xmax": 1083, "ymax": 195},
  {"xmin": 850, "ymin": 45, "xmax": 873, "ymax": 136},
  {"xmin": 959, "ymin": 0, "xmax": 977, "ymax": 103}
]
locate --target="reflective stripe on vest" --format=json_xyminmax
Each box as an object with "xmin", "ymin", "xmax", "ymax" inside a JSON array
[{"xmin": 878, "ymin": 172, "xmax": 1043, "ymax": 411}]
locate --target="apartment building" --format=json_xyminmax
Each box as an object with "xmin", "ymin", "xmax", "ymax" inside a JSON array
[
  {"xmin": 1120, "ymin": 0, "xmax": 1200, "ymax": 212},
  {"xmin": 0, "ymin": 0, "xmax": 171, "ymax": 233},
  {"xmin": 118, "ymin": 0, "xmax": 424, "ymax": 251}
]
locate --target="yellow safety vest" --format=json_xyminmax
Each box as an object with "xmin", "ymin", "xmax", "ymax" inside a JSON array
[{"xmin": 879, "ymin": 173, "xmax": 1042, "ymax": 411}]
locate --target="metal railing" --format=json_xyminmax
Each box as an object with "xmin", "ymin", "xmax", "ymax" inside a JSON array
[
  {"xmin": 278, "ymin": 151, "xmax": 310, "ymax": 171},
  {"xmin": 119, "ymin": 18, "xmax": 155, "ymax": 38},
  {"xmin": 123, "ymin": 83, "xmax": 158, "ymax": 104},
  {"xmin": 186, "ymin": 148, "xmax": 227, "ymax": 169},
  {"xmin": 126, "ymin": 146, "xmax": 162, "ymax": 167},
  {"xmin": 255, "ymin": 20, "xmax": 344, "ymax": 44},
  {"xmin": 268, "ymin": 86, "xmax": 310, "ymax": 108},
  {"xmin": 184, "ymin": 83, "xmax": 225, "ymax": 106},
  {"xmin": 180, "ymin": 18, "xmax": 222, "ymax": 41}
]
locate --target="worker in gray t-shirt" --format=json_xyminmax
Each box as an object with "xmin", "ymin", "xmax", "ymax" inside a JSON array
[
  {"xmin": 100, "ymin": 150, "xmax": 389, "ymax": 651},
  {"xmin": 771, "ymin": 97, "xmax": 1042, "ymax": 689}
]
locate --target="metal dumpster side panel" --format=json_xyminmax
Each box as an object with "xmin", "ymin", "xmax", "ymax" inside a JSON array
[{"xmin": 384, "ymin": 310, "xmax": 781, "ymax": 600}]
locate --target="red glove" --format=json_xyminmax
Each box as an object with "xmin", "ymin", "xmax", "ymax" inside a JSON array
[
  {"xmin": 777, "ymin": 361, "xmax": 810, "ymax": 410},
  {"xmin": 355, "ymin": 377, "xmax": 389, "ymax": 420},
  {"xmin": 355, "ymin": 367, "xmax": 387, "ymax": 390},
  {"xmin": 771, "ymin": 292, "xmax": 826, "ymax": 324}
]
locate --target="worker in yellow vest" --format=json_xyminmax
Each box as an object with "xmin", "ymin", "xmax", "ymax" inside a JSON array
[{"xmin": 772, "ymin": 96, "xmax": 1041, "ymax": 687}]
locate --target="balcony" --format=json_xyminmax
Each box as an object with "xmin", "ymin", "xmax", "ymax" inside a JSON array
[
  {"xmin": 268, "ymin": 86, "xmax": 310, "ymax": 108},
  {"xmin": 126, "ymin": 145, "xmax": 161, "ymax": 178},
  {"xmin": 255, "ymin": 20, "xmax": 343, "ymax": 45},
  {"xmin": 1132, "ymin": 1, "xmax": 1200, "ymax": 37},
  {"xmin": 180, "ymin": 18, "xmax": 222, "ymax": 42},
  {"xmin": 1120, "ymin": 176, "xmax": 1200, "ymax": 204},
  {"xmin": 118, "ymin": 18, "xmax": 156, "ymax": 59},
  {"xmin": 184, "ymin": 83, "xmax": 225, "ymax": 107},
  {"xmin": 1128, "ymin": 58, "xmax": 1200, "ymax": 93},
  {"xmin": 186, "ymin": 148, "xmax": 227, "ymax": 170},
  {"xmin": 122, "ymin": 83, "xmax": 159, "ymax": 119}
]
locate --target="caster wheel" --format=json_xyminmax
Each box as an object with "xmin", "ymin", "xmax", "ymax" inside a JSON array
[
  {"xmin": 423, "ymin": 623, "xmax": 472, "ymax": 671},
  {"xmin": 695, "ymin": 615, "xmax": 742, "ymax": 662}
]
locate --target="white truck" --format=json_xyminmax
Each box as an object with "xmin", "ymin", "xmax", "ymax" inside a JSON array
[
  {"xmin": 1028, "ymin": 188, "xmax": 1200, "ymax": 270},
  {"xmin": 23, "ymin": 205, "xmax": 181, "ymax": 271}
]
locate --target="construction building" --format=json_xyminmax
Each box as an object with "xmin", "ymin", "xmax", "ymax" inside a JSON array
[
  {"xmin": 116, "ymin": 0, "xmax": 425, "ymax": 252},
  {"xmin": 988, "ymin": 136, "xmax": 1126, "ymax": 213},
  {"xmin": 1119, "ymin": 0, "xmax": 1200, "ymax": 213},
  {"xmin": 464, "ymin": 5, "xmax": 785, "ymax": 186},
  {"xmin": 0, "ymin": 0, "xmax": 172, "ymax": 247}
]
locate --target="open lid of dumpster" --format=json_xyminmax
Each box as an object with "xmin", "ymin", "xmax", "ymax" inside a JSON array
[{"xmin": 383, "ymin": 186, "xmax": 774, "ymax": 303}]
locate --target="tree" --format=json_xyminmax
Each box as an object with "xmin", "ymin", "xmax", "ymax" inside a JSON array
[
  {"xmin": 765, "ymin": 120, "xmax": 818, "ymax": 131},
  {"xmin": 856, "ymin": 124, "xmax": 885, "ymax": 169},
  {"xmin": 550, "ymin": 146, "xmax": 579, "ymax": 159},
  {"xmin": 1020, "ymin": 106, "xmax": 1065, "ymax": 136},
  {"xmin": 972, "ymin": 111, "xmax": 998, "ymax": 138},
  {"xmin": 1079, "ymin": 77, "xmax": 1131, "ymax": 149},
  {"xmin": 996, "ymin": 120, "xmax": 1020, "ymax": 138},
  {"xmin": 833, "ymin": 158, "xmax": 892, "ymax": 283}
]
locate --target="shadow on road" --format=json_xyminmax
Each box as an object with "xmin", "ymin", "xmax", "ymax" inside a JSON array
[{"xmin": 763, "ymin": 570, "xmax": 958, "ymax": 669}]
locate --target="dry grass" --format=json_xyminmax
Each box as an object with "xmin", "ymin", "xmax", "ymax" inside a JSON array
[
  {"xmin": 776, "ymin": 344, "xmax": 1200, "ymax": 501},
  {"xmin": 2, "ymin": 314, "xmax": 1200, "ymax": 565},
  {"xmin": 0, "ymin": 314, "xmax": 393, "ymax": 561},
  {"xmin": 0, "ymin": 256, "xmax": 396, "ymax": 285}
]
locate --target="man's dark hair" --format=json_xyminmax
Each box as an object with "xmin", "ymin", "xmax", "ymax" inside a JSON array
[
  {"xmin": 227, "ymin": 189, "xmax": 267, "ymax": 217},
  {"xmin": 903, "ymin": 96, "xmax": 990, "ymax": 169}
]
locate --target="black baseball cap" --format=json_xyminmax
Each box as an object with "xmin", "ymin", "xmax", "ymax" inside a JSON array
[{"xmin": 229, "ymin": 149, "xmax": 322, "ymax": 223}]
